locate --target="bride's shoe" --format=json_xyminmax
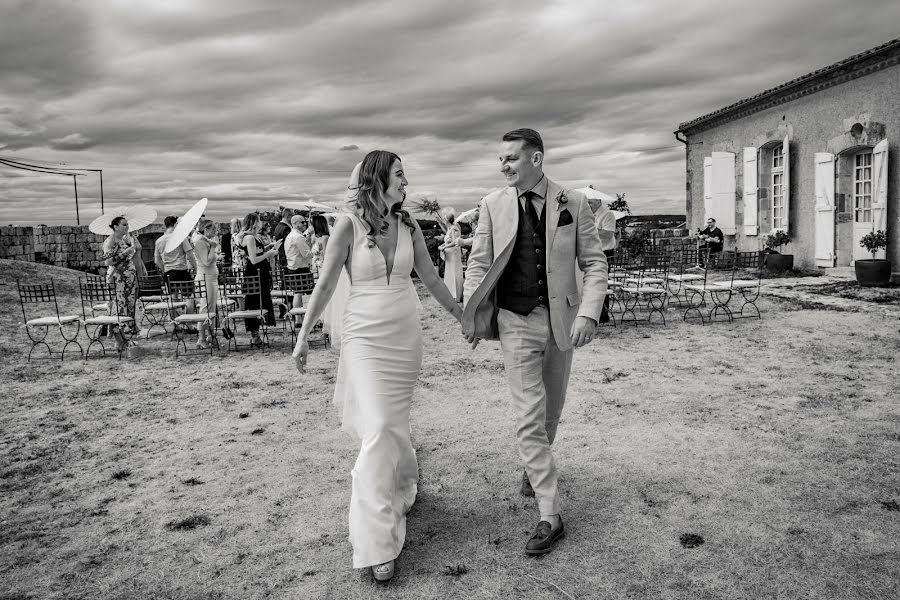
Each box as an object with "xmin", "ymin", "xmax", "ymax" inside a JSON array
[{"xmin": 372, "ymin": 560, "xmax": 394, "ymax": 582}]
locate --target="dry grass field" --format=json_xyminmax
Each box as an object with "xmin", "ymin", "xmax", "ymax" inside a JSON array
[{"xmin": 1, "ymin": 259, "xmax": 899, "ymax": 600}]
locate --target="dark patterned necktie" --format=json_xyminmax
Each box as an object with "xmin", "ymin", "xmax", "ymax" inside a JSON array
[{"xmin": 522, "ymin": 191, "xmax": 540, "ymax": 229}]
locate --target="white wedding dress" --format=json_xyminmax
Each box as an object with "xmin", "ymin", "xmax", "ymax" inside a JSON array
[{"xmin": 333, "ymin": 213, "xmax": 422, "ymax": 569}]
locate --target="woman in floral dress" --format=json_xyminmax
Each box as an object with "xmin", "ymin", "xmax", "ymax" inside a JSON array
[{"xmin": 100, "ymin": 216, "xmax": 139, "ymax": 349}]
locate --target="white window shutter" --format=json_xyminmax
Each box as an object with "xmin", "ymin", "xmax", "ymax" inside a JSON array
[
  {"xmin": 743, "ymin": 147, "xmax": 758, "ymax": 235},
  {"xmin": 781, "ymin": 136, "xmax": 790, "ymax": 233},
  {"xmin": 712, "ymin": 152, "xmax": 736, "ymax": 235},
  {"xmin": 814, "ymin": 152, "xmax": 835, "ymax": 267},
  {"xmin": 703, "ymin": 156, "xmax": 713, "ymax": 226},
  {"xmin": 872, "ymin": 139, "xmax": 888, "ymax": 234}
]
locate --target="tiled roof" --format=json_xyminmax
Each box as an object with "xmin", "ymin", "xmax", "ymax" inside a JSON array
[{"xmin": 677, "ymin": 37, "xmax": 900, "ymax": 133}]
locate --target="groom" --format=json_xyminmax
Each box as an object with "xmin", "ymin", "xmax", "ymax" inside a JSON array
[{"xmin": 462, "ymin": 128, "xmax": 608, "ymax": 555}]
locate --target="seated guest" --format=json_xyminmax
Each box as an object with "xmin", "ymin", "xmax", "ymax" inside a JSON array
[{"xmin": 698, "ymin": 217, "xmax": 724, "ymax": 265}]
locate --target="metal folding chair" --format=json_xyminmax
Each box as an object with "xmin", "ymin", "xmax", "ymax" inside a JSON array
[
  {"xmin": 78, "ymin": 278, "xmax": 135, "ymax": 359},
  {"xmin": 166, "ymin": 279, "xmax": 219, "ymax": 357},
  {"xmin": 17, "ymin": 278, "xmax": 83, "ymax": 361},
  {"xmin": 620, "ymin": 249, "xmax": 672, "ymax": 326},
  {"xmin": 666, "ymin": 246, "xmax": 706, "ymax": 307},
  {"xmin": 683, "ymin": 250, "xmax": 736, "ymax": 324},
  {"xmin": 222, "ymin": 274, "xmax": 269, "ymax": 351},
  {"xmin": 137, "ymin": 274, "xmax": 178, "ymax": 338},
  {"xmin": 283, "ymin": 270, "xmax": 329, "ymax": 349},
  {"xmin": 708, "ymin": 251, "xmax": 764, "ymax": 320}
]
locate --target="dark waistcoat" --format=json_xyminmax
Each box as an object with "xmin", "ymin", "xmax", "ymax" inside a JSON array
[{"xmin": 496, "ymin": 199, "xmax": 549, "ymax": 315}]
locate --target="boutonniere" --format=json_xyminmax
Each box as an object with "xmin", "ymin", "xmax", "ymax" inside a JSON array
[{"xmin": 555, "ymin": 190, "xmax": 569, "ymax": 210}]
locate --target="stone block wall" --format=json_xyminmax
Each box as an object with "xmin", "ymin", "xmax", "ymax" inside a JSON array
[
  {"xmin": 0, "ymin": 223, "xmax": 215, "ymax": 273},
  {"xmin": 0, "ymin": 226, "xmax": 35, "ymax": 262}
]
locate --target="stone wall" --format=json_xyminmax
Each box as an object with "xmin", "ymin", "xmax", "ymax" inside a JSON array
[
  {"xmin": 0, "ymin": 227, "xmax": 34, "ymax": 263},
  {"xmin": 0, "ymin": 223, "xmax": 219, "ymax": 273}
]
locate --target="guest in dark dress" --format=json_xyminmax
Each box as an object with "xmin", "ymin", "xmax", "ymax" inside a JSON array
[{"xmin": 233, "ymin": 213, "xmax": 281, "ymax": 347}]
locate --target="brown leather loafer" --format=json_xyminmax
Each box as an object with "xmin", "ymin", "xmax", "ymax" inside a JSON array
[
  {"xmin": 521, "ymin": 471, "xmax": 535, "ymax": 497},
  {"xmin": 525, "ymin": 519, "xmax": 565, "ymax": 555}
]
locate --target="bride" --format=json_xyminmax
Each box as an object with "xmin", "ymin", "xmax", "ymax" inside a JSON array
[{"xmin": 292, "ymin": 150, "xmax": 462, "ymax": 581}]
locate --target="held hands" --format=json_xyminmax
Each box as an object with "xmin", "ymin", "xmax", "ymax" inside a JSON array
[{"xmin": 570, "ymin": 316, "xmax": 597, "ymax": 348}]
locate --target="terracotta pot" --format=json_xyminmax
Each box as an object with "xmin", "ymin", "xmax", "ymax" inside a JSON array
[{"xmin": 854, "ymin": 259, "xmax": 892, "ymax": 287}]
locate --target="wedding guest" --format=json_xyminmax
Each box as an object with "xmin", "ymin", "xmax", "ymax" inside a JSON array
[
  {"xmin": 191, "ymin": 219, "xmax": 220, "ymax": 349},
  {"xmin": 438, "ymin": 207, "xmax": 463, "ymax": 302},
  {"xmin": 285, "ymin": 214, "xmax": 313, "ymax": 321},
  {"xmin": 154, "ymin": 216, "xmax": 197, "ymax": 285},
  {"xmin": 285, "ymin": 214, "xmax": 313, "ymax": 274},
  {"xmin": 234, "ymin": 213, "xmax": 280, "ymax": 347},
  {"xmin": 292, "ymin": 152, "xmax": 462, "ymax": 581},
  {"xmin": 100, "ymin": 216, "xmax": 139, "ymax": 350},
  {"xmin": 228, "ymin": 217, "xmax": 242, "ymax": 268},
  {"xmin": 273, "ymin": 207, "xmax": 294, "ymax": 268},
  {"xmin": 310, "ymin": 213, "xmax": 330, "ymax": 272},
  {"xmin": 698, "ymin": 217, "xmax": 724, "ymax": 266}
]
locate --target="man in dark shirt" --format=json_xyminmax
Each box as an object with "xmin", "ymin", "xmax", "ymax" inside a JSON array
[
  {"xmin": 698, "ymin": 217, "xmax": 724, "ymax": 265},
  {"xmin": 272, "ymin": 207, "xmax": 294, "ymax": 268}
]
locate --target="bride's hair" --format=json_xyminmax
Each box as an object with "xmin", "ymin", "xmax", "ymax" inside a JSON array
[{"xmin": 348, "ymin": 150, "xmax": 415, "ymax": 247}]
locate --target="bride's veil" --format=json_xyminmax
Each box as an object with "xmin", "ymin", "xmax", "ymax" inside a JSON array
[{"xmin": 320, "ymin": 162, "xmax": 361, "ymax": 350}]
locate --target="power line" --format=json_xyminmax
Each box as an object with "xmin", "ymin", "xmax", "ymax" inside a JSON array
[{"xmin": 0, "ymin": 158, "xmax": 85, "ymax": 177}]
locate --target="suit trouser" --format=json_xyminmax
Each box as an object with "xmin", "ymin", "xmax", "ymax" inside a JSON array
[{"xmin": 498, "ymin": 306, "xmax": 573, "ymax": 516}]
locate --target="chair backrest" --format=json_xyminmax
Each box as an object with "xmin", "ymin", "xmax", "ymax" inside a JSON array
[
  {"xmin": 283, "ymin": 271, "xmax": 317, "ymax": 296},
  {"xmin": 735, "ymin": 251, "xmax": 762, "ymax": 270},
  {"xmin": 18, "ymin": 279, "xmax": 64, "ymax": 322},
  {"xmin": 138, "ymin": 274, "xmax": 165, "ymax": 298},
  {"xmin": 78, "ymin": 278, "xmax": 117, "ymax": 319},
  {"xmin": 238, "ymin": 274, "xmax": 262, "ymax": 296},
  {"xmin": 222, "ymin": 266, "xmax": 244, "ymax": 279},
  {"xmin": 166, "ymin": 279, "xmax": 212, "ymax": 317},
  {"xmin": 641, "ymin": 249, "xmax": 671, "ymax": 272},
  {"xmin": 735, "ymin": 251, "xmax": 764, "ymax": 284}
]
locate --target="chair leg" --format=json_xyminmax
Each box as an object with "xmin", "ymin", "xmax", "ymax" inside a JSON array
[
  {"xmin": 26, "ymin": 325, "xmax": 53, "ymax": 362},
  {"xmin": 59, "ymin": 322, "xmax": 84, "ymax": 361}
]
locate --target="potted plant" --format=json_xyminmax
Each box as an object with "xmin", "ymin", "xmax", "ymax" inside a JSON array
[
  {"xmin": 855, "ymin": 230, "xmax": 891, "ymax": 287},
  {"xmin": 763, "ymin": 230, "xmax": 793, "ymax": 271}
]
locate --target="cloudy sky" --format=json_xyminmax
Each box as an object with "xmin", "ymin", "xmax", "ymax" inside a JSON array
[{"xmin": 1, "ymin": 0, "xmax": 899, "ymax": 226}]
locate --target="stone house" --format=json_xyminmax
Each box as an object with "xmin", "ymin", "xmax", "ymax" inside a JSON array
[{"xmin": 674, "ymin": 37, "xmax": 899, "ymax": 278}]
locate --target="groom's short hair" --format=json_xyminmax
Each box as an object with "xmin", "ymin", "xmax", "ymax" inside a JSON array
[{"xmin": 502, "ymin": 128, "xmax": 544, "ymax": 155}]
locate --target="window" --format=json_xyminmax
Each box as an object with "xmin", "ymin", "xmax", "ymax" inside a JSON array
[
  {"xmin": 771, "ymin": 146, "xmax": 785, "ymax": 231},
  {"xmin": 854, "ymin": 151, "xmax": 873, "ymax": 223}
]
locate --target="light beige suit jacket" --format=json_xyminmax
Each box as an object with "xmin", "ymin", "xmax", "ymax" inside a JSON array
[{"xmin": 462, "ymin": 178, "xmax": 608, "ymax": 352}]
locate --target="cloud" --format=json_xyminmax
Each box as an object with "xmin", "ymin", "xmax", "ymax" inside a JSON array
[
  {"xmin": 49, "ymin": 133, "xmax": 95, "ymax": 151},
  {"xmin": 1, "ymin": 0, "xmax": 899, "ymax": 224}
]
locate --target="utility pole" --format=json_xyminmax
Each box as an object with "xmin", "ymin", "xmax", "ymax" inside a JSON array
[{"xmin": 73, "ymin": 174, "xmax": 80, "ymax": 225}]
